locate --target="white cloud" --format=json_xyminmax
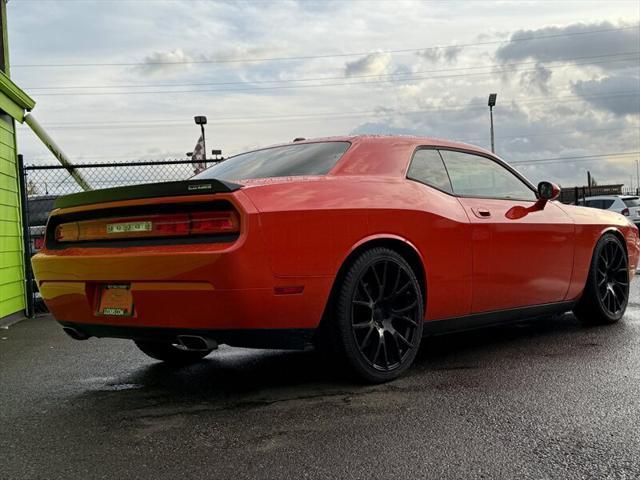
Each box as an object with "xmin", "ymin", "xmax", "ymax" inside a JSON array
[
  {"xmin": 519, "ymin": 63, "xmax": 553, "ymax": 94},
  {"xmin": 7, "ymin": 1, "xmax": 640, "ymax": 188},
  {"xmin": 417, "ymin": 46, "xmax": 462, "ymax": 64},
  {"xmin": 135, "ymin": 49, "xmax": 195, "ymax": 76},
  {"xmin": 495, "ymin": 20, "xmax": 640, "ymax": 71},
  {"xmin": 572, "ymin": 76, "xmax": 640, "ymax": 117},
  {"xmin": 344, "ymin": 52, "xmax": 392, "ymax": 77}
]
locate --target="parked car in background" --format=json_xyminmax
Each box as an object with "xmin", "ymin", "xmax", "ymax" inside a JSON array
[
  {"xmin": 580, "ymin": 195, "xmax": 640, "ymax": 226},
  {"xmin": 31, "ymin": 136, "xmax": 640, "ymax": 382},
  {"xmin": 28, "ymin": 195, "xmax": 58, "ymax": 255},
  {"xmin": 27, "ymin": 195, "xmax": 58, "ymax": 299}
]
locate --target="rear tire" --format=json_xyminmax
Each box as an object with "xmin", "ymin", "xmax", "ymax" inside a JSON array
[
  {"xmin": 573, "ymin": 233, "xmax": 629, "ymax": 325},
  {"xmin": 134, "ymin": 340, "xmax": 212, "ymax": 365},
  {"xmin": 324, "ymin": 247, "xmax": 424, "ymax": 383}
]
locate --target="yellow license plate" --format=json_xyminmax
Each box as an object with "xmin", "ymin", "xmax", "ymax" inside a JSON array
[{"xmin": 98, "ymin": 284, "xmax": 133, "ymax": 316}]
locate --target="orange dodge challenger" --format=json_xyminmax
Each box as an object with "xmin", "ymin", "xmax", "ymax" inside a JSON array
[{"xmin": 32, "ymin": 136, "xmax": 640, "ymax": 382}]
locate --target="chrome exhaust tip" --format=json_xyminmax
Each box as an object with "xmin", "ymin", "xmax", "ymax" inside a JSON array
[
  {"xmin": 62, "ymin": 326, "xmax": 89, "ymax": 340},
  {"xmin": 176, "ymin": 335, "xmax": 218, "ymax": 351}
]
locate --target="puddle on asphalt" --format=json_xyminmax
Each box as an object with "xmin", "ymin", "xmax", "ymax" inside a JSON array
[{"xmin": 80, "ymin": 376, "xmax": 144, "ymax": 392}]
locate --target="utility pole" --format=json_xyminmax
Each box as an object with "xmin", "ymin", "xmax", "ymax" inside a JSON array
[
  {"xmin": 636, "ymin": 159, "xmax": 639, "ymax": 195},
  {"xmin": 488, "ymin": 93, "xmax": 497, "ymax": 153}
]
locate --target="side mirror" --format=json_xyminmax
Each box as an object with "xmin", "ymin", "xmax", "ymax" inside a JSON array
[
  {"xmin": 538, "ymin": 181, "xmax": 560, "ymax": 201},
  {"xmin": 506, "ymin": 181, "xmax": 561, "ymax": 219}
]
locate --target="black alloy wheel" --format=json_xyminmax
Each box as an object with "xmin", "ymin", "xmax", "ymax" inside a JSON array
[
  {"xmin": 595, "ymin": 236, "xmax": 629, "ymax": 317},
  {"xmin": 574, "ymin": 233, "xmax": 629, "ymax": 325},
  {"xmin": 351, "ymin": 257, "xmax": 421, "ymax": 371},
  {"xmin": 325, "ymin": 247, "xmax": 424, "ymax": 383}
]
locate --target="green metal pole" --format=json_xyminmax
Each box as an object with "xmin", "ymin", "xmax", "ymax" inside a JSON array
[{"xmin": 23, "ymin": 113, "xmax": 92, "ymax": 191}]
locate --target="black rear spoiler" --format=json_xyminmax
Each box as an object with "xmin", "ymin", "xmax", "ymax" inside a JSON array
[{"xmin": 53, "ymin": 179, "xmax": 243, "ymax": 209}]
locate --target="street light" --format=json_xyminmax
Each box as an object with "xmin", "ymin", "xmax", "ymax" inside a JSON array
[
  {"xmin": 194, "ymin": 116, "xmax": 207, "ymax": 162},
  {"xmin": 488, "ymin": 93, "xmax": 497, "ymax": 153}
]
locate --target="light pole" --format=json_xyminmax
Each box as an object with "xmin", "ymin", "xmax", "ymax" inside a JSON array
[
  {"xmin": 488, "ymin": 93, "xmax": 497, "ymax": 153},
  {"xmin": 636, "ymin": 158, "xmax": 639, "ymax": 195},
  {"xmin": 194, "ymin": 116, "xmax": 207, "ymax": 162}
]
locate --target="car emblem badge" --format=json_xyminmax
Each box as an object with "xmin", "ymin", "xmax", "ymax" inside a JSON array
[{"xmin": 188, "ymin": 184, "xmax": 212, "ymax": 191}]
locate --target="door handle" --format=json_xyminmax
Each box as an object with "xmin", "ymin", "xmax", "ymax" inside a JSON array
[{"xmin": 471, "ymin": 207, "xmax": 492, "ymax": 218}]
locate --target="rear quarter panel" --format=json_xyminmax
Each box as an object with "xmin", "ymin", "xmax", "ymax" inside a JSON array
[{"xmin": 242, "ymin": 176, "xmax": 474, "ymax": 320}]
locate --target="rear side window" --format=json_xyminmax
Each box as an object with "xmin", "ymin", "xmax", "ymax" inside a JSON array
[
  {"xmin": 602, "ymin": 199, "xmax": 615, "ymax": 209},
  {"xmin": 193, "ymin": 142, "xmax": 350, "ymax": 181},
  {"xmin": 407, "ymin": 149, "xmax": 452, "ymax": 193},
  {"xmin": 623, "ymin": 197, "xmax": 640, "ymax": 207},
  {"xmin": 439, "ymin": 150, "xmax": 536, "ymax": 201}
]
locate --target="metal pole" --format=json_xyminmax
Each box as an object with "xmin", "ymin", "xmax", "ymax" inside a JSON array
[
  {"xmin": 489, "ymin": 106, "xmax": 495, "ymax": 153},
  {"xmin": 17, "ymin": 154, "xmax": 34, "ymax": 318},
  {"xmin": 23, "ymin": 113, "xmax": 92, "ymax": 191},
  {"xmin": 636, "ymin": 159, "xmax": 639, "ymax": 196},
  {"xmin": 201, "ymin": 124, "xmax": 207, "ymax": 164}
]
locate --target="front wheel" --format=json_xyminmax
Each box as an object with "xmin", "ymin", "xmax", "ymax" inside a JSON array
[
  {"xmin": 326, "ymin": 247, "xmax": 424, "ymax": 383},
  {"xmin": 134, "ymin": 340, "xmax": 213, "ymax": 365},
  {"xmin": 573, "ymin": 233, "xmax": 629, "ymax": 325}
]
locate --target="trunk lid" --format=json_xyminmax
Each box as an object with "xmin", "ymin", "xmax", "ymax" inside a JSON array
[{"xmin": 54, "ymin": 179, "xmax": 243, "ymax": 210}]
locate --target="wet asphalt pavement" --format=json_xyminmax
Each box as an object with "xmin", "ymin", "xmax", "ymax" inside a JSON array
[{"xmin": 2, "ymin": 285, "xmax": 640, "ymax": 480}]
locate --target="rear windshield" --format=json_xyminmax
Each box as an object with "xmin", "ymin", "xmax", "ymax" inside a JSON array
[
  {"xmin": 193, "ymin": 142, "xmax": 350, "ymax": 181},
  {"xmin": 623, "ymin": 197, "xmax": 640, "ymax": 207}
]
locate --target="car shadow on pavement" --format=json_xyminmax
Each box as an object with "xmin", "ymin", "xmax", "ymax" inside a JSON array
[{"xmin": 73, "ymin": 310, "xmax": 629, "ymax": 408}]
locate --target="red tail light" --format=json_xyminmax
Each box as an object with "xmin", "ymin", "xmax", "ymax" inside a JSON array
[
  {"xmin": 622, "ymin": 208, "xmax": 630, "ymax": 216},
  {"xmin": 55, "ymin": 210, "xmax": 239, "ymax": 243}
]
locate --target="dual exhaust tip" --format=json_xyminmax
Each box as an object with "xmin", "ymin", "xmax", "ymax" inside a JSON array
[
  {"xmin": 176, "ymin": 335, "xmax": 218, "ymax": 351},
  {"xmin": 62, "ymin": 327, "xmax": 218, "ymax": 351}
]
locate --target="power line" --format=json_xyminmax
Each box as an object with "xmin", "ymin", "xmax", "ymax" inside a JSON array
[
  {"xmin": 17, "ymin": 91, "xmax": 639, "ymax": 129},
  {"xmin": 22, "ymin": 51, "xmax": 640, "ymax": 91},
  {"xmin": 512, "ymin": 151, "xmax": 640, "ymax": 165},
  {"xmin": 18, "ymin": 126, "xmax": 636, "ymax": 164},
  {"xmin": 29, "ymin": 56, "xmax": 640, "ymax": 96},
  {"xmin": 462, "ymin": 126, "xmax": 635, "ymax": 144},
  {"xmin": 12, "ymin": 25, "xmax": 639, "ymax": 68}
]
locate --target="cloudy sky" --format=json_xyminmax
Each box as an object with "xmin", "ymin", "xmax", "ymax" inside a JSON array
[{"xmin": 6, "ymin": 0, "xmax": 640, "ymax": 188}]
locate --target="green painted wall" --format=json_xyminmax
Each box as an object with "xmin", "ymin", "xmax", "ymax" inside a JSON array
[
  {"xmin": 0, "ymin": 1, "xmax": 34, "ymax": 320},
  {"xmin": 0, "ymin": 109, "xmax": 24, "ymax": 319}
]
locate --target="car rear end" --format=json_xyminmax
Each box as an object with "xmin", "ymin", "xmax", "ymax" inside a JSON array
[
  {"xmin": 30, "ymin": 140, "xmax": 357, "ymax": 350},
  {"xmin": 30, "ymin": 179, "xmax": 321, "ymax": 349}
]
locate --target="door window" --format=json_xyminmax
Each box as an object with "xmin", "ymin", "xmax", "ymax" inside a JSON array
[
  {"xmin": 407, "ymin": 149, "xmax": 453, "ymax": 193},
  {"xmin": 439, "ymin": 150, "xmax": 536, "ymax": 201}
]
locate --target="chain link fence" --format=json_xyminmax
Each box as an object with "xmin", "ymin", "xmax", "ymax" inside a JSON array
[{"xmin": 21, "ymin": 158, "xmax": 211, "ymax": 315}]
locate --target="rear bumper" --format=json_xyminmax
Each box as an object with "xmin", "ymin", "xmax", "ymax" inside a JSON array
[
  {"xmin": 60, "ymin": 321, "xmax": 315, "ymax": 350},
  {"xmin": 37, "ymin": 277, "xmax": 331, "ymax": 331}
]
